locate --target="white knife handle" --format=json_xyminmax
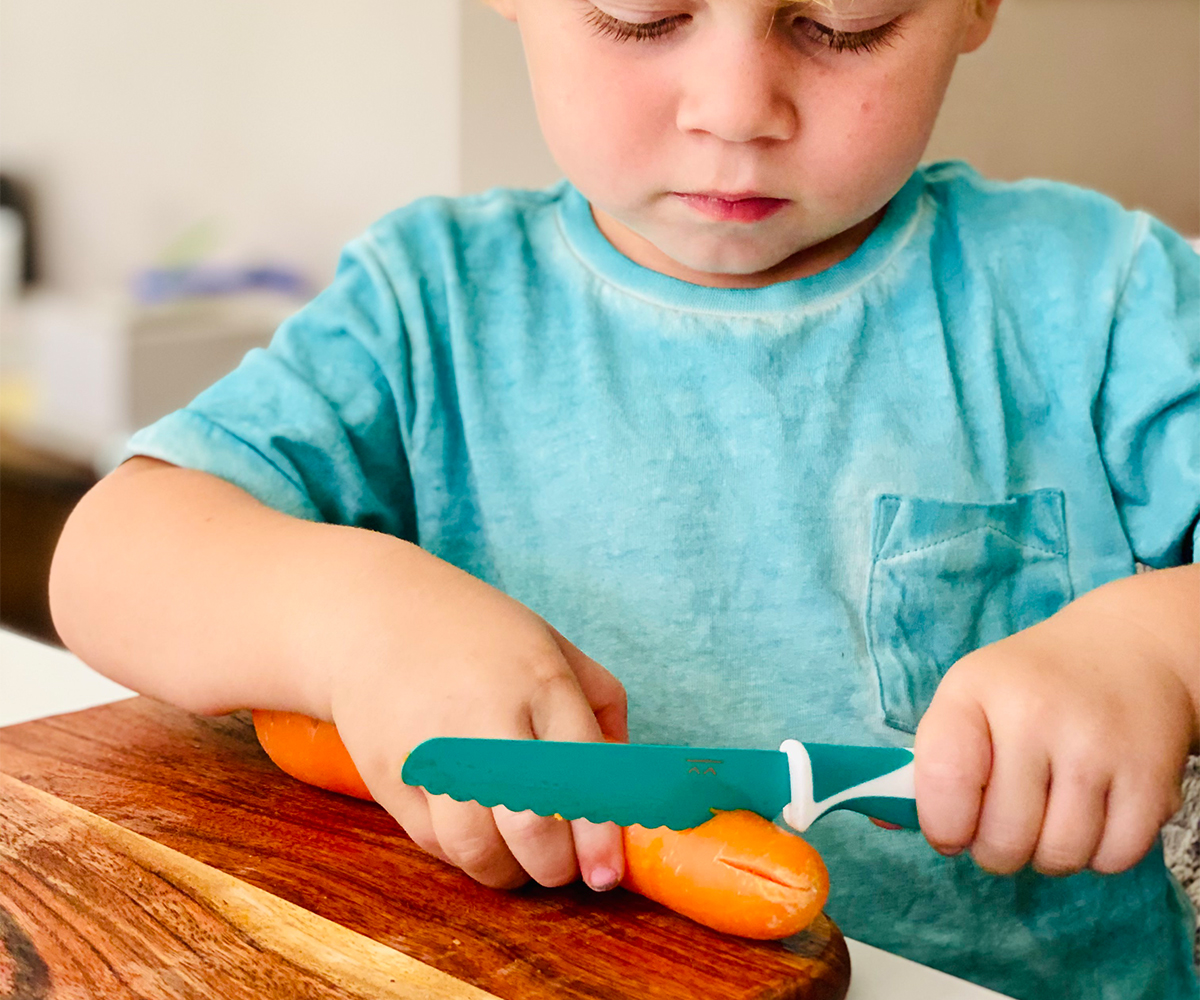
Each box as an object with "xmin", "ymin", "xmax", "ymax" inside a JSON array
[{"xmin": 779, "ymin": 739, "xmax": 917, "ymax": 832}]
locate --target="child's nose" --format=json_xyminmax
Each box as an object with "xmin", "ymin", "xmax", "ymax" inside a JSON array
[{"xmin": 675, "ymin": 40, "xmax": 797, "ymax": 145}]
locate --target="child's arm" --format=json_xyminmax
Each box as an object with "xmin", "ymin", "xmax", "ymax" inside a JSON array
[
  {"xmin": 913, "ymin": 564, "xmax": 1199, "ymax": 875},
  {"xmin": 50, "ymin": 455, "xmax": 629, "ymax": 891}
]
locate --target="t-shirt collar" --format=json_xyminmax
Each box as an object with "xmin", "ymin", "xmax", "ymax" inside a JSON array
[{"xmin": 555, "ymin": 171, "xmax": 927, "ymax": 315}]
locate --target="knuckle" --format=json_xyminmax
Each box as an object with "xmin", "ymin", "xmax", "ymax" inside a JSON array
[
  {"xmin": 1032, "ymin": 844, "xmax": 1085, "ymax": 876},
  {"xmin": 923, "ymin": 824, "xmax": 970, "ymax": 853},
  {"xmin": 1004, "ymin": 696, "xmax": 1055, "ymax": 739},
  {"xmin": 1050, "ymin": 759, "xmax": 1104, "ymax": 798},
  {"xmin": 520, "ymin": 634, "xmax": 571, "ymax": 678},
  {"xmin": 496, "ymin": 806, "xmax": 553, "ymax": 840},
  {"xmin": 971, "ymin": 847, "xmax": 1026, "ymax": 876},
  {"xmin": 481, "ymin": 869, "xmax": 530, "ymax": 890},
  {"xmin": 445, "ymin": 830, "xmax": 507, "ymax": 875},
  {"xmin": 1091, "ymin": 827, "xmax": 1157, "ymax": 875},
  {"xmin": 918, "ymin": 758, "xmax": 983, "ymax": 790},
  {"xmin": 1089, "ymin": 848, "xmax": 1132, "ymax": 875},
  {"xmin": 532, "ymin": 860, "xmax": 577, "ymax": 888},
  {"xmin": 530, "ymin": 666, "xmax": 578, "ymax": 700},
  {"xmin": 972, "ymin": 831, "xmax": 1034, "ymax": 874},
  {"xmin": 410, "ymin": 833, "xmax": 450, "ymax": 862}
]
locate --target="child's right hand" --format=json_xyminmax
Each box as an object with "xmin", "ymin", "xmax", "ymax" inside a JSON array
[
  {"xmin": 315, "ymin": 540, "xmax": 629, "ymax": 893},
  {"xmin": 50, "ymin": 458, "xmax": 625, "ymax": 890}
]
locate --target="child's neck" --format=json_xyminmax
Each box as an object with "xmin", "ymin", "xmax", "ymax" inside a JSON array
[{"xmin": 591, "ymin": 206, "xmax": 886, "ymax": 290}]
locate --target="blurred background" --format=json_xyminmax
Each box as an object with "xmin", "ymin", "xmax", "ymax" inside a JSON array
[{"xmin": 1, "ymin": 0, "xmax": 1198, "ymax": 644}]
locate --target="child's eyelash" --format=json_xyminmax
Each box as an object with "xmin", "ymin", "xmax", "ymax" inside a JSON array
[
  {"xmin": 584, "ymin": 7, "xmax": 689, "ymax": 42},
  {"xmin": 584, "ymin": 7, "xmax": 901, "ymax": 54},
  {"xmin": 795, "ymin": 18, "xmax": 901, "ymax": 54}
]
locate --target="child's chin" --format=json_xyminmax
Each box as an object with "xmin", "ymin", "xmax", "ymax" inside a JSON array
[{"xmin": 657, "ymin": 237, "xmax": 803, "ymax": 281}]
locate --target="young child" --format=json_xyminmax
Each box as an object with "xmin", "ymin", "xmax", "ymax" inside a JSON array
[{"xmin": 49, "ymin": 1, "xmax": 1198, "ymax": 997}]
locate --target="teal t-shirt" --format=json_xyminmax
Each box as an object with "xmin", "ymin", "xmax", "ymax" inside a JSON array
[{"xmin": 126, "ymin": 161, "xmax": 1200, "ymax": 1000}]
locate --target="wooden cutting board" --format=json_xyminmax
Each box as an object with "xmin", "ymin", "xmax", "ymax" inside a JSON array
[{"xmin": 0, "ymin": 698, "xmax": 851, "ymax": 999}]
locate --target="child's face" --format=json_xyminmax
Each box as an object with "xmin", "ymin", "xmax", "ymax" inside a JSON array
[{"xmin": 489, "ymin": 0, "xmax": 999, "ymax": 287}]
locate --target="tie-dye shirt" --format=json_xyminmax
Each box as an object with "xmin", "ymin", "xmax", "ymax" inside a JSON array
[{"xmin": 126, "ymin": 161, "xmax": 1200, "ymax": 1000}]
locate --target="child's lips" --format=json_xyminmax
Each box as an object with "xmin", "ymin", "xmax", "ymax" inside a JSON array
[{"xmin": 674, "ymin": 191, "xmax": 790, "ymax": 223}]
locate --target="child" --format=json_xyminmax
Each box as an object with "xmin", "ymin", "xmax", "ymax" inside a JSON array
[{"xmin": 49, "ymin": 1, "xmax": 1198, "ymax": 997}]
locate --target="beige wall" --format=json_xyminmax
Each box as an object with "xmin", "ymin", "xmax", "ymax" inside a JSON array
[
  {"xmin": 928, "ymin": 0, "xmax": 1199, "ymax": 234},
  {"xmin": 0, "ymin": 1, "xmax": 462, "ymax": 294},
  {"xmin": 461, "ymin": 0, "xmax": 1200, "ymax": 235}
]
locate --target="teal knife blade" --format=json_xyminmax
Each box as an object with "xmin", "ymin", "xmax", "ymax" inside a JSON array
[
  {"xmin": 400, "ymin": 737, "xmax": 919, "ymax": 832},
  {"xmin": 402, "ymin": 739, "xmax": 787, "ymax": 830}
]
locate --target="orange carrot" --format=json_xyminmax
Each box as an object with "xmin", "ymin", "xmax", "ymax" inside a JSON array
[
  {"xmin": 621, "ymin": 811, "xmax": 828, "ymax": 939},
  {"xmin": 251, "ymin": 709, "xmax": 372, "ymax": 801},
  {"xmin": 251, "ymin": 711, "xmax": 829, "ymax": 939}
]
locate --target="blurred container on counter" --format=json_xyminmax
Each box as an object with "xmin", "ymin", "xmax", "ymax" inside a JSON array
[{"xmin": 13, "ymin": 279, "xmax": 304, "ymax": 475}]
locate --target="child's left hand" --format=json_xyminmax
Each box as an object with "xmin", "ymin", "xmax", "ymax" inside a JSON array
[{"xmin": 912, "ymin": 565, "xmax": 1199, "ymax": 876}]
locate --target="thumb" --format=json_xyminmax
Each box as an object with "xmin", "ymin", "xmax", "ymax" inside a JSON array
[
  {"xmin": 913, "ymin": 683, "xmax": 992, "ymax": 856},
  {"xmin": 547, "ymin": 626, "xmax": 629, "ymax": 743}
]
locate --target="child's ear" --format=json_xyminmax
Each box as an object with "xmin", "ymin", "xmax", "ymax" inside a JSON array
[
  {"xmin": 960, "ymin": 0, "xmax": 1002, "ymax": 54},
  {"xmin": 479, "ymin": 0, "xmax": 518, "ymax": 21}
]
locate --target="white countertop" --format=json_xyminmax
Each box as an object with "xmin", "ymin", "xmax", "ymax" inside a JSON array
[{"xmin": 0, "ymin": 627, "xmax": 1008, "ymax": 999}]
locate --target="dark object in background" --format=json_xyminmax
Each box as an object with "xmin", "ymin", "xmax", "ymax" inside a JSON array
[
  {"xmin": 0, "ymin": 174, "xmax": 38, "ymax": 286},
  {"xmin": 0, "ymin": 434, "xmax": 95, "ymax": 646}
]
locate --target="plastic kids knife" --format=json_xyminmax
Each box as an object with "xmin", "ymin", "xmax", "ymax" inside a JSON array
[{"xmin": 401, "ymin": 737, "xmax": 918, "ymax": 833}]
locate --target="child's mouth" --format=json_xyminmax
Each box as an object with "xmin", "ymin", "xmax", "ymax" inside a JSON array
[{"xmin": 675, "ymin": 192, "xmax": 790, "ymax": 223}]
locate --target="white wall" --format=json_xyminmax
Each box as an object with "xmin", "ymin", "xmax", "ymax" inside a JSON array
[{"xmin": 0, "ymin": 0, "xmax": 461, "ymax": 294}]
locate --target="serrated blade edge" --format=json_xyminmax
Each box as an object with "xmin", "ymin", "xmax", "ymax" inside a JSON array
[{"xmin": 401, "ymin": 738, "xmax": 790, "ymax": 831}]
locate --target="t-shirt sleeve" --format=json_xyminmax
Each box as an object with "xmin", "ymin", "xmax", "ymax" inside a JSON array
[
  {"xmin": 122, "ymin": 234, "xmax": 418, "ymax": 541},
  {"xmin": 1097, "ymin": 217, "xmax": 1200, "ymax": 567}
]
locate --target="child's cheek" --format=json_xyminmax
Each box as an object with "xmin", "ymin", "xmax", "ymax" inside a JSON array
[{"xmin": 531, "ymin": 51, "xmax": 676, "ymax": 201}]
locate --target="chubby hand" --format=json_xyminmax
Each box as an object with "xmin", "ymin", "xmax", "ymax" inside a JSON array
[
  {"xmin": 315, "ymin": 541, "xmax": 628, "ymax": 893},
  {"xmin": 912, "ymin": 567, "xmax": 1199, "ymax": 876}
]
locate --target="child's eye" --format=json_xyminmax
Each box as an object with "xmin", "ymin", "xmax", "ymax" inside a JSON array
[
  {"xmin": 794, "ymin": 17, "xmax": 901, "ymax": 55},
  {"xmin": 584, "ymin": 6, "xmax": 690, "ymax": 43}
]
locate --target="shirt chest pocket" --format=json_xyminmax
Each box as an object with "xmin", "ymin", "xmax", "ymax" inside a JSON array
[{"xmin": 866, "ymin": 490, "xmax": 1073, "ymax": 734}]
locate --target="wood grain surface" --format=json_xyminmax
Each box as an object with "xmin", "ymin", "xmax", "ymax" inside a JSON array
[
  {"xmin": 0, "ymin": 698, "xmax": 851, "ymax": 1000},
  {"xmin": 0, "ymin": 772, "xmax": 496, "ymax": 1000}
]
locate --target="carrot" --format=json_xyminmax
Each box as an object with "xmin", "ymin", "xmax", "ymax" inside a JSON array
[
  {"xmin": 251, "ymin": 711, "xmax": 829, "ymax": 939},
  {"xmin": 251, "ymin": 709, "xmax": 373, "ymax": 801},
  {"xmin": 621, "ymin": 811, "xmax": 828, "ymax": 939}
]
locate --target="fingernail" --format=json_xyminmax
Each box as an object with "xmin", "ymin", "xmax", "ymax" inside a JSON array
[
  {"xmin": 587, "ymin": 866, "xmax": 619, "ymax": 891},
  {"xmin": 935, "ymin": 845, "xmax": 964, "ymax": 857}
]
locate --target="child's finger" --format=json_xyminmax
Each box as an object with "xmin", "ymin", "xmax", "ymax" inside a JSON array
[
  {"xmin": 549, "ymin": 626, "xmax": 629, "ymax": 743},
  {"xmin": 913, "ymin": 694, "xmax": 991, "ymax": 854},
  {"xmin": 1031, "ymin": 766, "xmax": 1109, "ymax": 875},
  {"xmin": 568, "ymin": 818, "xmax": 624, "ymax": 891},
  {"xmin": 525, "ymin": 651, "xmax": 629, "ymax": 888},
  {"xmin": 374, "ymin": 783, "xmax": 452, "ymax": 864},
  {"xmin": 1089, "ymin": 773, "xmax": 1174, "ymax": 874},
  {"xmin": 492, "ymin": 804, "xmax": 581, "ymax": 887},
  {"xmin": 426, "ymin": 793, "xmax": 529, "ymax": 889},
  {"xmin": 971, "ymin": 743, "xmax": 1050, "ymax": 874}
]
